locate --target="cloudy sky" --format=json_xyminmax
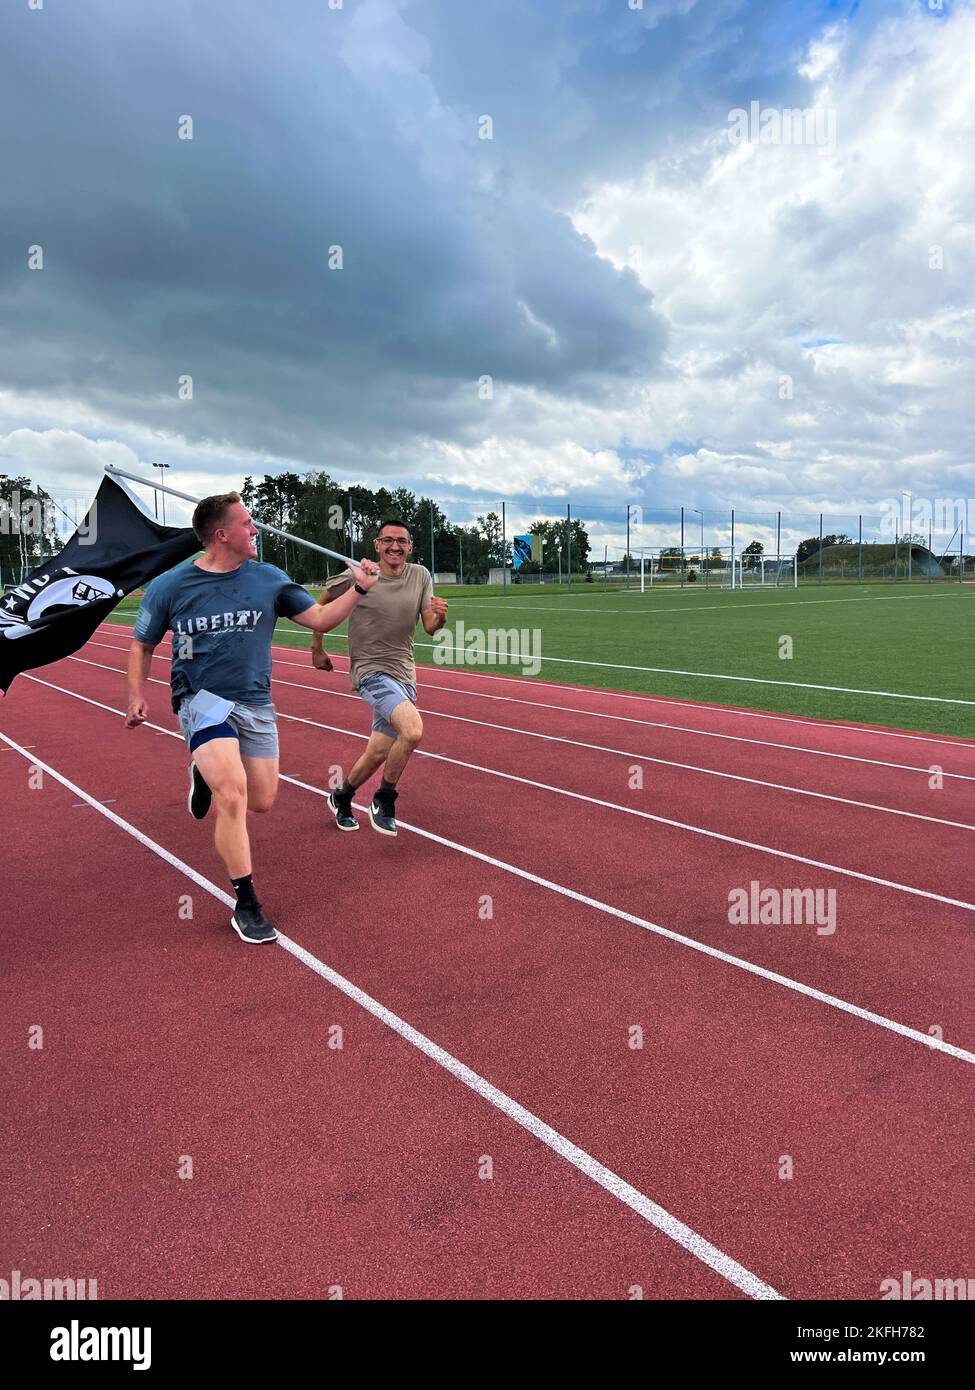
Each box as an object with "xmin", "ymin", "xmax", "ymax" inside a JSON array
[{"xmin": 1, "ymin": 0, "xmax": 972, "ymax": 554}]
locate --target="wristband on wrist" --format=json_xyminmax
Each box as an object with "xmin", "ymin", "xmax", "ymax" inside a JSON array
[{"xmin": 354, "ymin": 581, "xmax": 368, "ymax": 595}]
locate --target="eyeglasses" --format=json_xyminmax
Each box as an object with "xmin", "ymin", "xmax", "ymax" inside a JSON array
[{"xmin": 377, "ymin": 538, "xmax": 410, "ymax": 547}]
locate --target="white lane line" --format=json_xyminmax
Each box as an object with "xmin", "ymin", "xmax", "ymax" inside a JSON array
[
  {"xmin": 97, "ymin": 623, "xmax": 975, "ymax": 750},
  {"xmin": 78, "ymin": 644, "xmax": 975, "ymax": 778},
  {"xmin": 277, "ymin": 698, "xmax": 975, "ymax": 836},
  {"xmin": 278, "ymin": 935, "xmax": 782, "ymax": 1299},
  {"xmin": 261, "ymin": 676, "xmax": 975, "ymax": 783},
  {"xmin": 76, "ymin": 644, "xmax": 975, "ymax": 806},
  {"xmin": 64, "ymin": 652, "xmax": 975, "ymax": 837},
  {"xmin": 272, "ymin": 671, "xmax": 975, "ymax": 785},
  {"xmin": 271, "ymin": 712, "xmax": 975, "ymax": 910},
  {"xmin": 0, "ymin": 725, "xmax": 784, "ymax": 1301},
  {"xmin": 62, "ymin": 652, "xmax": 975, "ymax": 877},
  {"xmin": 17, "ymin": 671, "xmax": 975, "ymax": 1067}
]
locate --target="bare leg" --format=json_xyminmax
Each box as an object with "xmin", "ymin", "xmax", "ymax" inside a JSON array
[
  {"xmin": 242, "ymin": 754, "xmax": 279, "ymax": 813},
  {"xmin": 382, "ymin": 700, "xmax": 423, "ymax": 786},
  {"xmin": 345, "ymin": 731, "xmax": 394, "ymax": 790},
  {"xmin": 192, "ymin": 738, "xmax": 251, "ymax": 879}
]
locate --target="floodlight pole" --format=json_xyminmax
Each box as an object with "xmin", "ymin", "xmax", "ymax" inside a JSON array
[{"xmin": 151, "ymin": 462, "xmax": 171, "ymax": 524}]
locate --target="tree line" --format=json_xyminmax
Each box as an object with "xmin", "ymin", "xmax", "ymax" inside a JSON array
[
  {"xmin": 240, "ymin": 471, "xmax": 592, "ymax": 584},
  {"xmin": 2, "ymin": 467, "xmax": 597, "ymax": 587}
]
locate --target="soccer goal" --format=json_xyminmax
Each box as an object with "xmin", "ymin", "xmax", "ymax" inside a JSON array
[
  {"xmin": 605, "ymin": 546, "xmax": 737, "ymax": 590},
  {"xmin": 735, "ymin": 554, "xmax": 799, "ymax": 588}
]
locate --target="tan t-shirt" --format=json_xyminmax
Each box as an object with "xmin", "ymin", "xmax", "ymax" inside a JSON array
[{"xmin": 325, "ymin": 563, "xmax": 433, "ymax": 688}]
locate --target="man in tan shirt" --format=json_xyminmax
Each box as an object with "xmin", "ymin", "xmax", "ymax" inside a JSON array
[{"xmin": 311, "ymin": 518, "xmax": 448, "ymax": 835}]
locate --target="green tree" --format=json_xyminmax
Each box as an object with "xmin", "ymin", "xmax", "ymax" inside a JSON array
[
  {"xmin": 475, "ymin": 511, "xmax": 510, "ymax": 568},
  {"xmin": 796, "ymin": 533, "xmax": 852, "ymax": 564},
  {"xmin": 742, "ymin": 540, "xmax": 764, "ymax": 571},
  {"xmin": 0, "ymin": 474, "xmax": 60, "ymax": 585}
]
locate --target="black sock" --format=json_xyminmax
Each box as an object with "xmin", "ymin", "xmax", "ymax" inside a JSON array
[
  {"xmin": 379, "ymin": 779, "xmax": 398, "ymax": 799},
  {"xmin": 338, "ymin": 780, "xmax": 356, "ymax": 799},
  {"xmin": 232, "ymin": 874, "xmax": 258, "ymax": 908}
]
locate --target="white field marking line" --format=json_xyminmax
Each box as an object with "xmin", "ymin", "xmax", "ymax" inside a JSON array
[
  {"xmin": 87, "ymin": 635, "xmax": 975, "ymax": 751},
  {"xmin": 405, "ymin": 646, "xmax": 975, "ymax": 706},
  {"xmin": 430, "ymin": 591, "xmax": 970, "ymax": 617},
  {"xmin": 53, "ymin": 659, "xmax": 975, "ymax": 908},
  {"xmin": 81, "ymin": 641, "xmax": 975, "ymax": 774},
  {"xmin": 0, "ymin": 727, "xmax": 782, "ymax": 1301},
  {"xmin": 98, "ymin": 622, "xmax": 975, "ymax": 750},
  {"xmin": 20, "ymin": 671, "xmax": 975, "ymax": 1069},
  {"xmin": 66, "ymin": 653, "xmax": 975, "ymax": 815}
]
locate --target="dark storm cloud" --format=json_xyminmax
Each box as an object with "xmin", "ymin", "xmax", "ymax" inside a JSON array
[{"xmin": 0, "ymin": 0, "xmax": 667, "ymax": 469}]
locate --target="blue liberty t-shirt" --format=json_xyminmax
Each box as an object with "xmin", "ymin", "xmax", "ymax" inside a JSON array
[{"xmin": 133, "ymin": 560, "xmax": 315, "ymax": 707}]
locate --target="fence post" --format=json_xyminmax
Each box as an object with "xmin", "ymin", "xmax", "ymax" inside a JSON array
[
  {"xmin": 501, "ymin": 502, "xmax": 507, "ymax": 593},
  {"xmin": 818, "ymin": 513, "xmax": 823, "ymax": 585},
  {"xmin": 567, "ymin": 504, "xmax": 572, "ymax": 592},
  {"xmin": 776, "ymin": 511, "xmax": 781, "ymax": 588},
  {"xmin": 858, "ymin": 514, "xmax": 862, "ymax": 583}
]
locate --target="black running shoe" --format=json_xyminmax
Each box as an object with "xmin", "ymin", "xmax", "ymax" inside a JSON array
[
  {"xmin": 187, "ymin": 762, "xmax": 212, "ymax": 820},
  {"xmin": 327, "ymin": 789, "xmax": 359, "ymax": 832},
  {"xmin": 230, "ymin": 901, "xmax": 278, "ymax": 944},
  {"xmin": 369, "ymin": 787, "xmax": 398, "ymax": 837}
]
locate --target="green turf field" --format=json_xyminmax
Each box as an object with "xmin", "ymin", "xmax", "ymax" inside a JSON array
[{"xmin": 108, "ymin": 582, "xmax": 974, "ymax": 737}]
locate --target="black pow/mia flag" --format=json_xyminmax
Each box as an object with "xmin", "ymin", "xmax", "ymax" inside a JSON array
[{"xmin": 0, "ymin": 473, "xmax": 198, "ymax": 696}]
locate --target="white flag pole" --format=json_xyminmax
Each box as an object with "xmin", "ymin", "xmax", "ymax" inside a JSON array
[{"xmin": 104, "ymin": 465, "xmax": 357, "ymax": 568}]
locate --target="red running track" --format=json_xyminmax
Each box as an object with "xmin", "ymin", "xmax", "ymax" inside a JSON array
[{"xmin": 1, "ymin": 622, "xmax": 973, "ymax": 1300}]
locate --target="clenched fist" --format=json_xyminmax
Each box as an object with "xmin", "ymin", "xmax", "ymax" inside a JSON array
[{"xmin": 125, "ymin": 697, "xmax": 149, "ymax": 728}]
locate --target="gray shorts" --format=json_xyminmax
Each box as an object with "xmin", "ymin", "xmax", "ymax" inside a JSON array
[
  {"xmin": 357, "ymin": 673, "xmax": 417, "ymax": 739},
  {"xmin": 178, "ymin": 689, "xmax": 279, "ymax": 759}
]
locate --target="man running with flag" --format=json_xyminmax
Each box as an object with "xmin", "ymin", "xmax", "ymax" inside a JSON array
[
  {"xmin": 311, "ymin": 518, "xmax": 448, "ymax": 836},
  {"xmin": 126, "ymin": 491, "xmax": 378, "ymax": 943}
]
